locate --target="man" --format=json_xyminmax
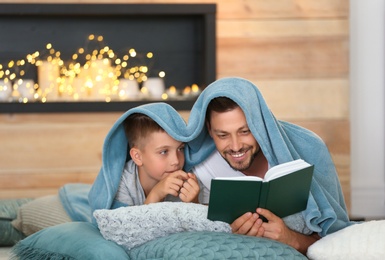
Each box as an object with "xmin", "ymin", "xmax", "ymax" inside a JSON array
[{"xmin": 184, "ymin": 77, "xmax": 353, "ymax": 255}]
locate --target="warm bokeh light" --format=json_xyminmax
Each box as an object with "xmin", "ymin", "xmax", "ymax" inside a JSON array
[{"xmin": 0, "ymin": 34, "xmax": 201, "ymax": 103}]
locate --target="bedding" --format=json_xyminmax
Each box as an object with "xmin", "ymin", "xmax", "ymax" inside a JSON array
[
  {"xmin": 6, "ymin": 77, "xmax": 363, "ymax": 258},
  {"xmin": 307, "ymin": 220, "xmax": 385, "ymax": 259},
  {"xmin": 88, "ymin": 77, "xmax": 353, "ymax": 236},
  {"xmin": 10, "ymin": 222, "xmax": 128, "ymax": 260},
  {"xmin": 11, "ymin": 221, "xmax": 307, "ymax": 260},
  {"xmin": 11, "ymin": 195, "xmax": 71, "ymax": 236},
  {"xmin": 0, "ymin": 198, "xmax": 32, "ymax": 246},
  {"xmin": 93, "ymin": 202, "xmax": 231, "ymax": 250},
  {"xmin": 9, "ymin": 183, "xmax": 92, "ymax": 237}
]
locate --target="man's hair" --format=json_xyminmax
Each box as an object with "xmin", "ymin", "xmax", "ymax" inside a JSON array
[
  {"xmin": 123, "ymin": 113, "xmax": 164, "ymax": 148},
  {"xmin": 205, "ymin": 97, "xmax": 239, "ymax": 126}
]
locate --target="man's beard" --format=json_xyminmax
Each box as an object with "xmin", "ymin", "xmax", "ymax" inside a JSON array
[{"xmin": 222, "ymin": 147, "xmax": 260, "ymax": 172}]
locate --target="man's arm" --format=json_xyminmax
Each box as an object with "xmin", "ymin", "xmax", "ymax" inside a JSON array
[{"xmin": 231, "ymin": 208, "xmax": 320, "ymax": 255}]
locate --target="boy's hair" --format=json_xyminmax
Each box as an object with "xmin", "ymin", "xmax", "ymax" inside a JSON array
[
  {"xmin": 205, "ymin": 97, "xmax": 239, "ymax": 127},
  {"xmin": 124, "ymin": 113, "xmax": 164, "ymax": 148}
]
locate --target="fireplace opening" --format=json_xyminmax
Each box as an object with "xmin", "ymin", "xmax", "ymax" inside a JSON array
[{"xmin": 0, "ymin": 3, "xmax": 216, "ymax": 113}]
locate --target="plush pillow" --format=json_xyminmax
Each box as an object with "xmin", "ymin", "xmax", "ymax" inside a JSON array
[
  {"xmin": 93, "ymin": 202, "xmax": 232, "ymax": 251},
  {"xmin": 11, "ymin": 195, "xmax": 71, "ymax": 236},
  {"xmin": 307, "ymin": 220, "xmax": 385, "ymax": 260},
  {"xmin": 10, "ymin": 218, "xmax": 307, "ymax": 260},
  {"xmin": 10, "ymin": 222, "xmax": 129, "ymax": 260},
  {"xmin": 130, "ymin": 231, "xmax": 307, "ymax": 259},
  {"xmin": 0, "ymin": 198, "xmax": 32, "ymax": 246}
]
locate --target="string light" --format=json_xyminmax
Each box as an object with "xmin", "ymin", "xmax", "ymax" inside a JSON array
[{"xmin": 0, "ymin": 34, "xmax": 201, "ymax": 102}]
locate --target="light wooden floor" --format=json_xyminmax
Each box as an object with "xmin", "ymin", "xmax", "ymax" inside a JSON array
[{"xmin": 0, "ymin": 247, "xmax": 11, "ymax": 260}]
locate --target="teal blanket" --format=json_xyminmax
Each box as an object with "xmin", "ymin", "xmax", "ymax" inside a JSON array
[{"xmin": 87, "ymin": 77, "xmax": 353, "ymax": 237}]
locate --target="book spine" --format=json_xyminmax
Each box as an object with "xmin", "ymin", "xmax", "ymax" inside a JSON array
[{"xmin": 259, "ymin": 182, "xmax": 270, "ymax": 209}]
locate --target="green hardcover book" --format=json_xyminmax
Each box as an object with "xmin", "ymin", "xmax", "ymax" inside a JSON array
[{"xmin": 207, "ymin": 159, "xmax": 314, "ymax": 224}]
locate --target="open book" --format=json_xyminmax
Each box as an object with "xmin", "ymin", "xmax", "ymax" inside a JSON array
[{"xmin": 207, "ymin": 159, "xmax": 314, "ymax": 224}]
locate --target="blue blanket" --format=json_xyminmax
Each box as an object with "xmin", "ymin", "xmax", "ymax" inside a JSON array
[
  {"xmin": 87, "ymin": 77, "xmax": 353, "ymax": 236},
  {"xmin": 88, "ymin": 102, "xmax": 190, "ymax": 215}
]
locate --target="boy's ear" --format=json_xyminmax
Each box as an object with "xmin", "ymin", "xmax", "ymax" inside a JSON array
[{"xmin": 130, "ymin": 147, "xmax": 143, "ymax": 166}]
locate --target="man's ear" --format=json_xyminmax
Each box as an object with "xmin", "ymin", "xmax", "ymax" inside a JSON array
[
  {"xmin": 206, "ymin": 121, "xmax": 213, "ymax": 137},
  {"xmin": 130, "ymin": 147, "xmax": 143, "ymax": 166}
]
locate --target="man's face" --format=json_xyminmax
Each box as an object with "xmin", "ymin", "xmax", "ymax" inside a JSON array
[{"xmin": 207, "ymin": 106, "xmax": 260, "ymax": 172}]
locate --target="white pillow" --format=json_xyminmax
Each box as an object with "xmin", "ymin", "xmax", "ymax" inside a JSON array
[
  {"xmin": 94, "ymin": 202, "xmax": 231, "ymax": 251},
  {"xmin": 307, "ymin": 220, "xmax": 385, "ymax": 260}
]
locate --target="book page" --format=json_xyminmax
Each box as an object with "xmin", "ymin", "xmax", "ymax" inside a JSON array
[
  {"xmin": 214, "ymin": 176, "xmax": 263, "ymax": 181},
  {"xmin": 264, "ymin": 159, "xmax": 311, "ymax": 181},
  {"xmin": 212, "ymin": 159, "xmax": 311, "ymax": 182}
]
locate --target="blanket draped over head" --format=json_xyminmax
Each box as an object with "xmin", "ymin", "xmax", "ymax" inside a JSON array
[{"xmin": 87, "ymin": 77, "xmax": 353, "ymax": 237}]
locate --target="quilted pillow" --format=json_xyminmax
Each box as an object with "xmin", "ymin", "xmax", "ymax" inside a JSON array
[
  {"xmin": 130, "ymin": 231, "xmax": 307, "ymax": 259},
  {"xmin": 10, "ymin": 222, "xmax": 306, "ymax": 260},
  {"xmin": 307, "ymin": 220, "xmax": 385, "ymax": 260},
  {"xmin": 93, "ymin": 202, "xmax": 232, "ymax": 251}
]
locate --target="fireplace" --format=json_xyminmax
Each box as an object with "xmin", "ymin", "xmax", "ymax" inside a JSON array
[{"xmin": 0, "ymin": 3, "xmax": 216, "ymax": 113}]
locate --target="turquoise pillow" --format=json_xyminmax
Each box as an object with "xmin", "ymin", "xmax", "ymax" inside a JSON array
[
  {"xmin": 0, "ymin": 198, "xmax": 33, "ymax": 246},
  {"xmin": 11, "ymin": 222, "xmax": 128, "ymax": 260},
  {"xmin": 129, "ymin": 231, "xmax": 307, "ymax": 259},
  {"xmin": 11, "ymin": 222, "xmax": 306, "ymax": 260}
]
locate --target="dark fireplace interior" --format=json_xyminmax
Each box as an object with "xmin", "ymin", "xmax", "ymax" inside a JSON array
[{"xmin": 0, "ymin": 3, "xmax": 216, "ymax": 113}]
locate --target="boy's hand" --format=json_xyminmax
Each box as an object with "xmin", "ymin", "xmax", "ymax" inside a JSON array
[
  {"xmin": 179, "ymin": 173, "xmax": 200, "ymax": 203},
  {"xmin": 145, "ymin": 170, "xmax": 188, "ymax": 203}
]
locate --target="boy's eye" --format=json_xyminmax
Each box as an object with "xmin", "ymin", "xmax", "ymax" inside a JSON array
[
  {"xmin": 160, "ymin": 150, "xmax": 168, "ymax": 155},
  {"xmin": 178, "ymin": 146, "xmax": 185, "ymax": 152}
]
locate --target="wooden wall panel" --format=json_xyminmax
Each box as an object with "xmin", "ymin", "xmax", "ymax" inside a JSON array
[
  {"xmin": 0, "ymin": 113, "xmax": 120, "ymax": 198},
  {"xmin": 0, "ymin": 0, "xmax": 351, "ymax": 212},
  {"xmin": 256, "ymin": 79, "xmax": 349, "ymax": 120},
  {"xmin": 217, "ymin": 37, "xmax": 348, "ymax": 78},
  {"xmin": 217, "ymin": 20, "xmax": 349, "ymax": 38},
  {"xmin": 5, "ymin": 0, "xmax": 347, "ymax": 19}
]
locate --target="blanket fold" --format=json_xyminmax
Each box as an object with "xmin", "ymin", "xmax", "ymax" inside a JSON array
[{"xmin": 59, "ymin": 183, "xmax": 92, "ymax": 222}]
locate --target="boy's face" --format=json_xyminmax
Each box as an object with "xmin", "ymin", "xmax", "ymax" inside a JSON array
[{"xmin": 136, "ymin": 131, "xmax": 185, "ymax": 181}]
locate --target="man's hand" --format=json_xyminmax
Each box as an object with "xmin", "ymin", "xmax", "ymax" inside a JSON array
[
  {"xmin": 257, "ymin": 208, "xmax": 320, "ymax": 254},
  {"xmin": 231, "ymin": 208, "xmax": 320, "ymax": 255},
  {"xmin": 179, "ymin": 173, "xmax": 200, "ymax": 203},
  {"xmin": 230, "ymin": 211, "xmax": 265, "ymax": 237},
  {"xmin": 257, "ymin": 208, "xmax": 292, "ymax": 243}
]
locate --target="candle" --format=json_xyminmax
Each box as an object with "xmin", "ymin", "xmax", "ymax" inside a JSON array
[
  {"xmin": 118, "ymin": 79, "xmax": 140, "ymax": 100},
  {"xmin": 142, "ymin": 77, "xmax": 165, "ymax": 99},
  {"xmin": 0, "ymin": 79, "xmax": 12, "ymax": 102},
  {"xmin": 16, "ymin": 79, "xmax": 35, "ymax": 101},
  {"xmin": 166, "ymin": 85, "xmax": 179, "ymax": 99},
  {"xmin": 37, "ymin": 61, "xmax": 60, "ymax": 101},
  {"xmin": 191, "ymin": 83, "xmax": 201, "ymax": 96}
]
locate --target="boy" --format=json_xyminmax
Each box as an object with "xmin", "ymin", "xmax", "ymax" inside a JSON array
[{"xmin": 114, "ymin": 113, "xmax": 199, "ymax": 206}]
